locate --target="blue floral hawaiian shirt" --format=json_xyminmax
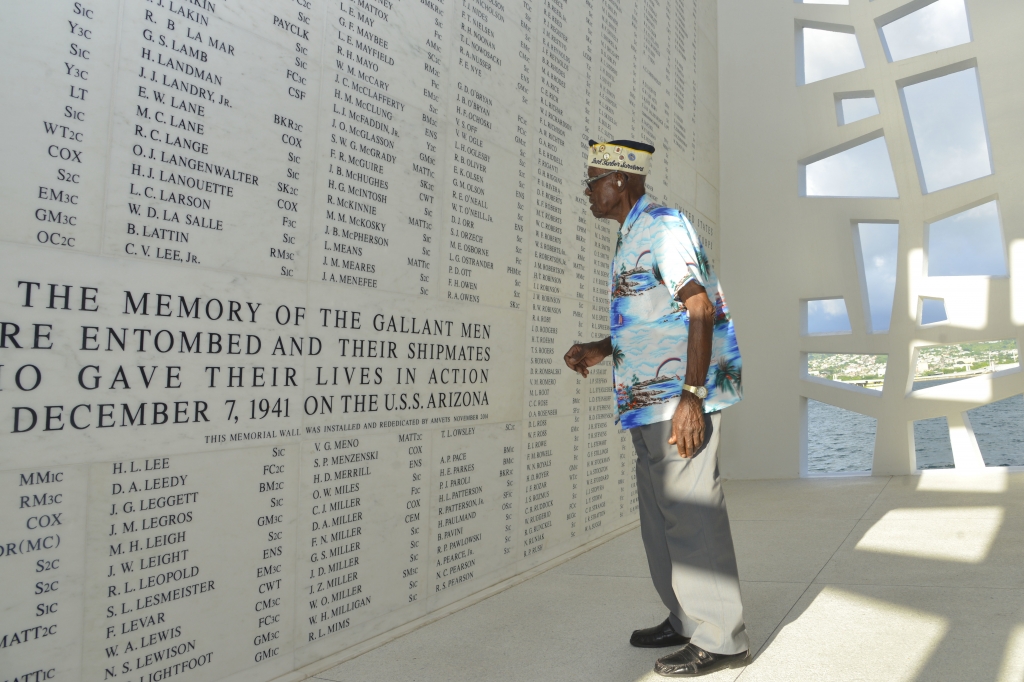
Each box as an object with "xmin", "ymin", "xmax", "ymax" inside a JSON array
[{"xmin": 609, "ymin": 194, "xmax": 743, "ymax": 430}]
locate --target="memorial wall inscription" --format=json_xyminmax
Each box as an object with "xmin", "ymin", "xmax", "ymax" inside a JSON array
[{"xmin": 0, "ymin": 1, "xmax": 719, "ymax": 680}]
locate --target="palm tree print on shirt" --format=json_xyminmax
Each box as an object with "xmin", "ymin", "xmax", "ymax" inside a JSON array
[
  {"xmin": 688, "ymin": 249, "xmax": 711, "ymax": 284},
  {"xmin": 714, "ymin": 357, "xmax": 741, "ymax": 395}
]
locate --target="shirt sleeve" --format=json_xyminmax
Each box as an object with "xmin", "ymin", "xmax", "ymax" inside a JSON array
[{"xmin": 649, "ymin": 211, "xmax": 712, "ymax": 299}]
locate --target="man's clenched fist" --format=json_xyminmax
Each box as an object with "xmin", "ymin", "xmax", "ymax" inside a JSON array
[{"xmin": 563, "ymin": 338, "xmax": 612, "ymax": 378}]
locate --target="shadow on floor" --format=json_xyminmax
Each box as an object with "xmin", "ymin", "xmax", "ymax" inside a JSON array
[
  {"xmin": 736, "ymin": 471, "xmax": 1024, "ymax": 682},
  {"xmin": 317, "ymin": 472, "xmax": 1024, "ymax": 682}
]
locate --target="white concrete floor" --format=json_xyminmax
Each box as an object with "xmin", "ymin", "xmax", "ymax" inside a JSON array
[{"xmin": 316, "ymin": 472, "xmax": 1024, "ymax": 682}]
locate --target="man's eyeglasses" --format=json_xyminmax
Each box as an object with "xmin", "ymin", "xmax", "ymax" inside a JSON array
[{"xmin": 583, "ymin": 170, "xmax": 619, "ymax": 190}]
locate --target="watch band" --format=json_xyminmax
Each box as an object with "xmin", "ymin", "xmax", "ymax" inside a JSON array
[{"xmin": 681, "ymin": 383, "xmax": 708, "ymax": 400}]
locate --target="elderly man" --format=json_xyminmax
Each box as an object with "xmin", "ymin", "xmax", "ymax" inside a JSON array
[{"xmin": 563, "ymin": 140, "xmax": 748, "ymax": 677}]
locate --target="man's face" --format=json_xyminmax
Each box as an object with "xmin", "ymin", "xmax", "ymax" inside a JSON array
[{"xmin": 585, "ymin": 167, "xmax": 621, "ymax": 219}]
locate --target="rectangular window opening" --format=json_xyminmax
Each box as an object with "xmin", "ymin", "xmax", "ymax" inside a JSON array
[
  {"xmin": 878, "ymin": 0, "xmax": 971, "ymax": 63},
  {"xmin": 914, "ymin": 416, "xmax": 955, "ymax": 470},
  {"xmin": 900, "ymin": 65, "xmax": 993, "ymax": 194},
  {"xmin": 836, "ymin": 91, "xmax": 879, "ymax": 125},
  {"xmin": 855, "ymin": 222, "xmax": 899, "ymax": 332},
  {"xmin": 807, "ymin": 353, "xmax": 888, "ymax": 391},
  {"xmin": 798, "ymin": 23, "xmax": 864, "ymax": 85},
  {"xmin": 919, "ymin": 297, "xmax": 948, "ymax": 325},
  {"xmin": 913, "ymin": 340, "xmax": 1019, "ymax": 391},
  {"xmin": 801, "ymin": 133, "xmax": 899, "ymax": 198},
  {"xmin": 806, "ymin": 398, "xmax": 876, "ymax": 474},
  {"xmin": 803, "ymin": 298, "xmax": 852, "ymax": 335},
  {"xmin": 967, "ymin": 395, "xmax": 1024, "ymax": 467},
  {"xmin": 926, "ymin": 200, "xmax": 1006, "ymax": 277}
]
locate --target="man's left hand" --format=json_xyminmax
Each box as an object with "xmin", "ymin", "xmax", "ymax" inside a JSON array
[{"xmin": 667, "ymin": 393, "xmax": 705, "ymax": 458}]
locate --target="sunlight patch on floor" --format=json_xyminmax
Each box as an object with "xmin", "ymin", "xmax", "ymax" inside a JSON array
[
  {"xmin": 998, "ymin": 624, "xmax": 1024, "ymax": 682},
  {"xmin": 916, "ymin": 468, "xmax": 1008, "ymax": 492},
  {"xmin": 856, "ymin": 507, "xmax": 1004, "ymax": 563},
  {"xmin": 745, "ymin": 586, "xmax": 947, "ymax": 682}
]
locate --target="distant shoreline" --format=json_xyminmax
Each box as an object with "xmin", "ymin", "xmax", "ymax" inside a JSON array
[{"xmin": 820, "ymin": 362, "xmax": 1018, "ymax": 388}]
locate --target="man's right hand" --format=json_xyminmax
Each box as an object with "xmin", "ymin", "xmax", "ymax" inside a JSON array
[{"xmin": 563, "ymin": 338, "xmax": 611, "ymax": 378}]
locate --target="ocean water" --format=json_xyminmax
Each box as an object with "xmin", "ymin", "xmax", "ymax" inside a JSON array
[
  {"xmin": 807, "ymin": 380, "xmax": 1024, "ymax": 472},
  {"xmin": 968, "ymin": 394, "xmax": 1024, "ymax": 466},
  {"xmin": 807, "ymin": 399, "xmax": 876, "ymax": 473},
  {"xmin": 912, "ymin": 416, "xmax": 954, "ymax": 470}
]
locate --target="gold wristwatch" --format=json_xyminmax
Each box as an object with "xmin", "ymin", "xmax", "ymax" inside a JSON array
[{"xmin": 681, "ymin": 383, "xmax": 708, "ymax": 400}]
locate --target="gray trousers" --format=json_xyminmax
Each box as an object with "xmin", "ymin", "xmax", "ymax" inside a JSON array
[{"xmin": 631, "ymin": 412, "xmax": 749, "ymax": 655}]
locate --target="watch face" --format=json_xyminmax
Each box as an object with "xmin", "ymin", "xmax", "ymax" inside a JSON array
[{"xmin": 696, "ymin": 386, "xmax": 708, "ymax": 399}]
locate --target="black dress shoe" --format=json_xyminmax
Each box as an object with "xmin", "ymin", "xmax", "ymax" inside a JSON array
[
  {"xmin": 629, "ymin": 617, "xmax": 690, "ymax": 648},
  {"xmin": 654, "ymin": 643, "xmax": 750, "ymax": 677}
]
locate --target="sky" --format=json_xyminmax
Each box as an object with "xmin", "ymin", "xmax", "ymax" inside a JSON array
[
  {"xmin": 902, "ymin": 68, "xmax": 992, "ymax": 192},
  {"xmin": 857, "ymin": 223, "xmax": 899, "ymax": 332},
  {"xmin": 802, "ymin": 28, "xmax": 863, "ymax": 84},
  {"xmin": 921, "ymin": 298, "xmax": 947, "ymax": 324},
  {"xmin": 807, "ymin": 298, "xmax": 852, "ymax": 335},
  {"xmin": 881, "ymin": 0, "xmax": 972, "ymax": 62},
  {"xmin": 805, "ymin": 137, "xmax": 899, "ymax": 198},
  {"xmin": 928, "ymin": 201, "xmax": 1007, "ymax": 276},
  {"xmin": 840, "ymin": 97, "xmax": 879, "ymax": 125}
]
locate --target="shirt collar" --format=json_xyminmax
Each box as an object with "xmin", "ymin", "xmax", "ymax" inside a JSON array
[{"xmin": 620, "ymin": 194, "xmax": 652, "ymax": 238}]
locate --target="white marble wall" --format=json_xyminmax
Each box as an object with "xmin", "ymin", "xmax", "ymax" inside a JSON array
[{"xmin": 0, "ymin": 1, "xmax": 719, "ymax": 680}]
